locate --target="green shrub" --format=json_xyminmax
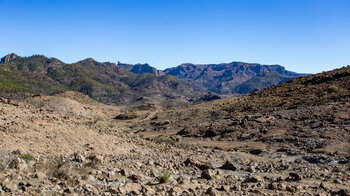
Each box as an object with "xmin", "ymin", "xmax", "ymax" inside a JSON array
[
  {"xmin": 327, "ymin": 85, "xmax": 339, "ymax": 93},
  {"xmin": 21, "ymin": 153, "xmax": 35, "ymax": 160},
  {"xmin": 159, "ymin": 170, "xmax": 171, "ymax": 183},
  {"xmin": 213, "ymin": 174, "xmax": 220, "ymax": 181},
  {"xmin": 282, "ymin": 99, "xmax": 289, "ymax": 105},
  {"xmin": 246, "ymin": 102, "xmax": 256, "ymax": 110}
]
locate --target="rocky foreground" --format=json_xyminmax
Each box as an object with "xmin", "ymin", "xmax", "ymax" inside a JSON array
[{"xmin": 0, "ymin": 91, "xmax": 349, "ymax": 195}]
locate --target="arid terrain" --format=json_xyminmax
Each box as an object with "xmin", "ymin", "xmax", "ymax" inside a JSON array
[{"xmin": 0, "ymin": 66, "xmax": 349, "ymax": 195}]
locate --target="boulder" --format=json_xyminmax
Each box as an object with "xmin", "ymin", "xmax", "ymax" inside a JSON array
[
  {"xmin": 201, "ymin": 169, "xmax": 216, "ymax": 180},
  {"xmin": 220, "ymin": 160, "xmax": 237, "ymax": 171}
]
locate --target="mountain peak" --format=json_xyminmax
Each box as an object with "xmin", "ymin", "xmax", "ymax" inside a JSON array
[
  {"xmin": 80, "ymin": 58, "xmax": 96, "ymax": 63},
  {"xmin": 1, "ymin": 53, "xmax": 18, "ymax": 63},
  {"xmin": 118, "ymin": 62, "xmax": 165, "ymax": 76}
]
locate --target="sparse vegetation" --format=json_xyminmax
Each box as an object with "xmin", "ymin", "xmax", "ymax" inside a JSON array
[
  {"xmin": 247, "ymin": 102, "xmax": 256, "ymax": 110},
  {"xmin": 21, "ymin": 153, "xmax": 35, "ymax": 160},
  {"xmin": 327, "ymin": 85, "xmax": 339, "ymax": 93},
  {"xmin": 153, "ymin": 136, "xmax": 175, "ymax": 145},
  {"xmin": 213, "ymin": 174, "xmax": 220, "ymax": 181},
  {"xmin": 282, "ymin": 99, "xmax": 289, "ymax": 105},
  {"xmin": 159, "ymin": 170, "xmax": 171, "ymax": 183}
]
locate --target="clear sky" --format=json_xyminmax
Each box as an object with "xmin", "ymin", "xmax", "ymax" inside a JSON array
[{"xmin": 0, "ymin": 0, "xmax": 349, "ymax": 73}]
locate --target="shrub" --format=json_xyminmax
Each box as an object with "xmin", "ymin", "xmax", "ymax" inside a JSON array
[
  {"xmin": 159, "ymin": 170, "xmax": 171, "ymax": 183},
  {"xmin": 213, "ymin": 175, "xmax": 220, "ymax": 181},
  {"xmin": 327, "ymin": 85, "xmax": 339, "ymax": 93},
  {"xmin": 282, "ymin": 99, "xmax": 289, "ymax": 105},
  {"xmin": 21, "ymin": 153, "xmax": 35, "ymax": 160},
  {"xmin": 153, "ymin": 136, "xmax": 175, "ymax": 145},
  {"xmin": 246, "ymin": 102, "xmax": 256, "ymax": 110}
]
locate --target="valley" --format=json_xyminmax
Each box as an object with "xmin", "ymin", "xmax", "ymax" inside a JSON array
[{"xmin": 0, "ymin": 54, "xmax": 349, "ymax": 195}]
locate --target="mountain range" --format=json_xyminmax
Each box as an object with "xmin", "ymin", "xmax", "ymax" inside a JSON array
[
  {"xmin": 118, "ymin": 61, "xmax": 307, "ymax": 94},
  {"xmin": 0, "ymin": 54, "xmax": 203, "ymax": 107},
  {"xmin": 0, "ymin": 53, "xmax": 306, "ymax": 105}
]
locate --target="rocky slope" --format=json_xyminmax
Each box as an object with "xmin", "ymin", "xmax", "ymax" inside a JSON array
[
  {"xmin": 0, "ymin": 54, "xmax": 205, "ymax": 107},
  {"xmin": 0, "ymin": 90, "xmax": 348, "ymax": 195},
  {"xmin": 137, "ymin": 66, "xmax": 350, "ymax": 152},
  {"xmin": 164, "ymin": 62, "xmax": 306, "ymax": 94}
]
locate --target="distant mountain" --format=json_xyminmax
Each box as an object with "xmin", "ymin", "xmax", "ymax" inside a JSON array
[
  {"xmin": 118, "ymin": 62, "xmax": 165, "ymax": 76},
  {"xmin": 0, "ymin": 54, "xmax": 205, "ymax": 106},
  {"xmin": 163, "ymin": 62, "xmax": 306, "ymax": 94}
]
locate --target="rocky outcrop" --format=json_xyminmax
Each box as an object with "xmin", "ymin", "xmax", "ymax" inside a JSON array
[
  {"xmin": 118, "ymin": 62, "xmax": 165, "ymax": 76},
  {"xmin": 1, "ymin": 53, "xmax": 18, "ymax": 63},
  {"xmin": 164, "ymin": 62, "xmax": 306, "ymax": 94}
]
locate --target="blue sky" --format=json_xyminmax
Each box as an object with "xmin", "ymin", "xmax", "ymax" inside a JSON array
[{"xmin": 0, "ymin": 0, "xmax": 349, "ymax": 73}]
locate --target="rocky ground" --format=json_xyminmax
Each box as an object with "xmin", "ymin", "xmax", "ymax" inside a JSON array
[{"xmin": 0, "ymin": 66, "xmax": 349, "ymax": 195}]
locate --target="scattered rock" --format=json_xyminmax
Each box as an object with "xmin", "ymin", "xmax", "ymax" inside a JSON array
[
  {"xmin": 119, "ymin": 183, "xmax": 142, "ymax": 195},
  {"xmin": 8, "ymin": 157, "xmax": 27, "ymax": 170},
  {"xmin": 288, "ymin": 172, "xmax": 302, "ymax": 181},
  {"xmin": 245, "ymin": 175, "xmax": 264, "ymax": 183},
  {"xmin": 73, "ymin": 152, "xmax": 85, "ymax": 163},
  {"xmin": 206, "ymin": 187, "xmax": 219, "ymax": 196}
]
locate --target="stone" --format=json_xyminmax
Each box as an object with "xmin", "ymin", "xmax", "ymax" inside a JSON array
[
  {"xmin": 1, "ymin": 178, "xmax": 18, "ymax": 192},
  {"xmin": 220, "ymin": 160, "xmax": 237, "ymax": 171},
  {"xmin": 128, "ymin": 174, "xmax": 143, "ymax": 183},
  {"xmin": 219, "ymin": 185, "xmax": 230, "ymax": 192},
  {"xmin": 88, "ymin": 154, "xmax": 103, "ymax": 165},
  {"xmin": 177, "ymin": 176, "xmax": 190, "ymax": 185},
  {"xmin": 201, "ymin": 169, "xmax": 216, "ymax": 180},
  {"xmin": 184, "ymin": 158, "xmax": 215, "ymax": 170},
  {"xmin": 245, "ymin": 175, "xmax": 264, "ymax": 183},
  {"xmin": 248, "ymin": 166, "xmax": 256, "ymax": 173},
  {"xmin": 73, "ymin": 152, "xmax": 85, "ymax": 163},
  {"xmin": 82, "ymin": 175, "xmax": 95, "ymax": 182},
  {"xmin": 120, "ymin": 168, "xmax": 129, "ymax": 177},
  {"xmin": 169, "ymin": 187, "xmax": 183, "ymax": 195},
  {"xmin": 206, "ymin": 187, "xmax": 219, "ymax": 196},
  {"xmin": 119, "ymin": 183, "xmax": 142, "ymax": 195},
  {"xmin": 142, "ymin": 185, "xmax": 156, "ymax": 195},
  {"xmin": 288, "ymin": 172, "xmax": 302, "ymax": 181},
  {"xmin": 332, "ymin": 189, "xmax": 349, "ymax": 196},
  {"xmin": 55, "ymin": 161, "xmax": 72, "ymax": 179},
  {"xmin": 34, "ymin": 172, "xmax": 46, "ymax": 179},
  {"xmin": 8, "ymin": 157, "xmax": 27, "ymax": 171},
  {"xmin": 83, "ymin": 184, "xmax": 99, "ymax": 195},
  {"xmin": 108, "ymin": 187, "xmax": 118, "ymax": 194}
]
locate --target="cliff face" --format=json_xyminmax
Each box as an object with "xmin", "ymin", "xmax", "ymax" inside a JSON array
[
  {"xmin": 1, "ymin": 53, "xmax": 18, "ymax": 63},
  {"xmin": 118, "ymin": 62, "xmax": 165, "ymax": 76},
  {"xmin": 164, "ymin": 62, "xmax": 306, "ymax": 94}
]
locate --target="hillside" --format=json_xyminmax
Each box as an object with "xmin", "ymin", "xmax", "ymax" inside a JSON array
[
  {"xmin": 163, "ymin": 62, "xmax": 306, "ymax": 94},
  {"xmin": 139, "ymin": 65, "xmax": 350, "ymax": 146},
  {"xmin": 1, "ymin": 89, "xmax": 348, "ymax": 195},
  {"xmin": 0, "ymin": 67, "xmax": 348, "ymax": 195},
  {"xmin": 124, "ymin": 66, "xmax": 350, "ymax": 194},
  {"xmin": 0, "ymin": 54, "xmax": 205, "ymax": 107},
  {"xmin": 232, "ymin": 72, "xmax": 298, "ymax": 94}
]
